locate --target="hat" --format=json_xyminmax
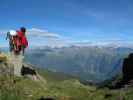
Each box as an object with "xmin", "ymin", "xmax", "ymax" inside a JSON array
[{"xmin": 9, "ymin": 30, "xmax": 17, "ymax": 36}]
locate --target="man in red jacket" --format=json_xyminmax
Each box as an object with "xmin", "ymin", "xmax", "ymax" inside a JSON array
[{"xmin": 17, "ymin": 27, "xmax": 28, "ymax": 55}]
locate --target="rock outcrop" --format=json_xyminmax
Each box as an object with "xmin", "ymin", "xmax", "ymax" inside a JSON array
[
  {"xmin": 0, "ymin": 53, "xmax": 14, "ymax": 77},
  {"xmin": 0, "ymin": 52, "xmax": 46, "ymax": 83},
  {"xmin": 110, "ymin": 53, "xmax": 133, "ymax": 89},
  {"xmin": 122, "ymin": 53, "xmax": 133, "ymax": 83},
  {"xmin": 8, "ymin": 53, "xmax": 24, "ymax": 77}
]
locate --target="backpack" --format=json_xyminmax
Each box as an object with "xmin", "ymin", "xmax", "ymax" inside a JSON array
[
  {"xmin": 6, "ymin": 30, "xmax": 20, "ymax": 52},
  {"xmin": 12, "ymin": 35, "xmax": 21, "ymax": 53},
  {"xmin": 12, "ymin": 31, "xmax": 28, "ymax": 53}
]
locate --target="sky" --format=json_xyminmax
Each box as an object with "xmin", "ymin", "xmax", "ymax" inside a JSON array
[{"xmin": 0, "ymin": 0, "xmax": 133, "ymax": 47}]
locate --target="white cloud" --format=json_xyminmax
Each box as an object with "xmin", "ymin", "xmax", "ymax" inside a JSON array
[
  {"xmin": 27, "ymin": 28, "xmax": 72, "ymax": 47},
  {"xmin": 27, "ymin": 28, "xmax": 61, "ymax": 39}
]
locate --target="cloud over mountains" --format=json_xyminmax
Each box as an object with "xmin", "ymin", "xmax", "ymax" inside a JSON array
[
  {"xmin": 27, "ymin": 28, "xmax": 61, "ymax": 39},
  {"xmin": 27, "ymin": 28, "xmax": 71, "ymax": 47}
]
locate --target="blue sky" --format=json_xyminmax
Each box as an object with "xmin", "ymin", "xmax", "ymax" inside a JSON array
[{"xmin": 0, "ymin": 0, "xmax": 133, "ymax": 47}]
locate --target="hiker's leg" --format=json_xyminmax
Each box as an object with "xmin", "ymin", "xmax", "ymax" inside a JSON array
[
  {"xmin": 22, "ymin": 45, "xmax": 25, "ymax": 55},
  {"xmin": 9, "ymin": 41, "xmax": 14, "ymax": 52},
  {"xmin": 23, "ymin": 48, "xmax": 25, "ymax": 55},
  {"xmin": 9, "ymin": 42, "xmax": 12, "ymax": 52}
]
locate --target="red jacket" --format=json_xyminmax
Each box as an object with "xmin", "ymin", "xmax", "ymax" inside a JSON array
[{"xmin": 17, "ymin": 31, "xmax": 28, "ymax": 48}]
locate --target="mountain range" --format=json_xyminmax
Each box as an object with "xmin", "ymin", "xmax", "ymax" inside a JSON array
[{"xmin": 25, "ymin": 45, "xmax": 133, "ymax": 83}]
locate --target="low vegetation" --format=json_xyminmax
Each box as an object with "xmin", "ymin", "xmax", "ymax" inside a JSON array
[{"xmin": 0, "ymin": 67, "xmax": 133, "ymax": 100}]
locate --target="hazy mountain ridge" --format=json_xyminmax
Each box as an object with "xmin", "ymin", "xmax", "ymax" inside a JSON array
[{"xmin": 25, "ymin": 46, "xmax": 133, "ymax": 83}]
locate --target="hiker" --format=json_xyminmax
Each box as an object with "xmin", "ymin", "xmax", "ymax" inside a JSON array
[
  {"xmin": 17, "ymin": 27, "xmax": 28, "ymax": 55},
  {"xmin": 6, "ymin": 30, "xmax": 17, "ymax": 52},
  {"xmin": 6, "ymin": 27, "xmax": 28, "ymax": 55}
]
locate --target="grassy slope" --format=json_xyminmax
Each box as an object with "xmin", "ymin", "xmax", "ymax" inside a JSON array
[
  {"xmin": 1, "ymin": 68, "xmax": 133, "ymax": 100},
  {"xmin": 0, "ymin": 68, "xmax": 96, "ymax": 100}
]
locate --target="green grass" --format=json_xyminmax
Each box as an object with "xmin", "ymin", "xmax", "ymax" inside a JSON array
[{"xmin": 1, "ymin": 68, "xmax": 133, "ymax": 100}]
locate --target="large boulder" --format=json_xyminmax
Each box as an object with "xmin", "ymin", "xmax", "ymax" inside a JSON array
[
  {"xmin": 122, "ymin": 53, "xmax": 133, "ymax": 83},
  {"xmin": 107, "ymin": 53, "xmax": 133, "ymax": 89},
  {"xmin": 0, "ymin": 52, "xmax": 24, "ymax": 77},
  {"xmin": 0, "ymin": 53, "xmax": 14, "ymax": 81},
  {"xmin": 0, "ymin": 52, "xmax": 46, "ymax": 86},
  {"xmin": 8, "ymin": 53, "xmax": 24, "ymax": 77}
]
